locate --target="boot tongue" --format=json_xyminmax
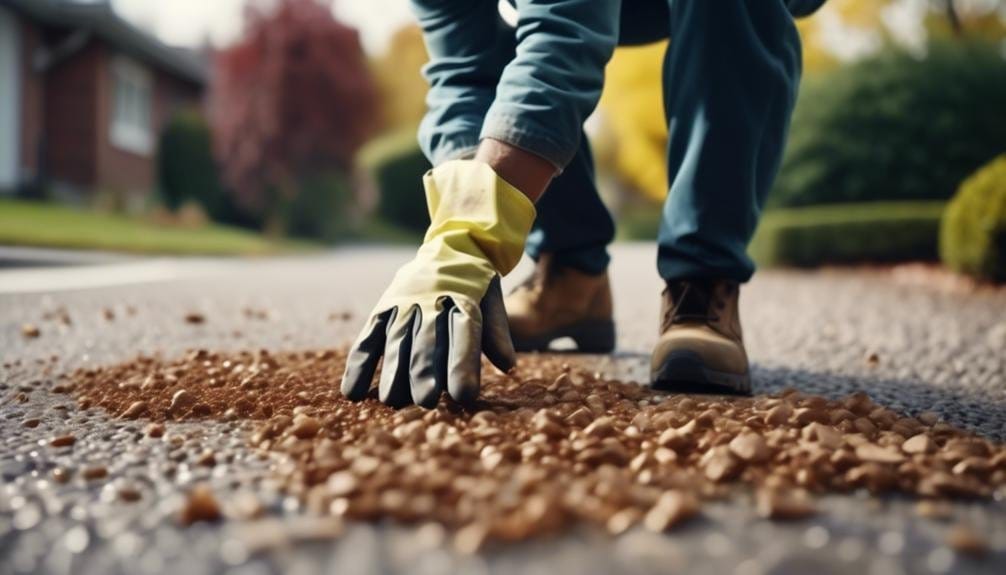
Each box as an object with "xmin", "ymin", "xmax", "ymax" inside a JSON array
[{"xmin": 667, "ymin": 280, "xmax": 715, "ymax": 322}]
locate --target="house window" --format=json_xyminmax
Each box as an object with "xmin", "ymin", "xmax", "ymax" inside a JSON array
[{"xmin": 109, "ymin": 56, "xmax": 152, "ymax": 156}]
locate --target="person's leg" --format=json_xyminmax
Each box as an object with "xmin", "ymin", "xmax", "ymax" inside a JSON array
[
  {"xmin": 656, "ymin": 0, "xmax": 802, "ymax": 282},
  {"xmin": 649, "ymin": 0, "xmax": 802, "ymax": 393},
  {"xmin": 506, "ymin": 133, "xmax": 616, "ymax": 352},
  {"xmin": 525, "ymin": 133, "xmax": 614, "ymax": 274}
]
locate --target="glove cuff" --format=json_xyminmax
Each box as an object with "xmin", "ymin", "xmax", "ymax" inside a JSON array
[{"xmin": 422, "ymin": 160, "xmax": 537, "ymax": 275}]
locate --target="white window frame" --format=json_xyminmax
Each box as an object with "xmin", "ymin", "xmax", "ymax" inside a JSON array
[{"xmin": 109, "ymin": 56, "xmax": 153, "ymax": 156}]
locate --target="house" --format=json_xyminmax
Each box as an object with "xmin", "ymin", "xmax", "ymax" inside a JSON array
[{"xmin": 0, "ymin": 0, "xmax": 207, "ymax": 205}]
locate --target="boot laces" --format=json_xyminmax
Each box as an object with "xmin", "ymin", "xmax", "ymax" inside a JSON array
[{"xmin": 662, "ymin": 280, "xmax": 728, "ymax": 331}]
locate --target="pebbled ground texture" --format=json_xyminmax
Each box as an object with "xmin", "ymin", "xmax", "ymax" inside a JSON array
[{"xmin": 1, "ymin": 244, "xmax": 1004, "ymax": 575}]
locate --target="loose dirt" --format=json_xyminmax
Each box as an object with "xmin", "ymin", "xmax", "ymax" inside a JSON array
[{"xmin": 66, "ymin": 348, "xmax": 1006, "ymax": 551}]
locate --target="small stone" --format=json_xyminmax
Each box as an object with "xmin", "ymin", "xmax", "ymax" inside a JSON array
[
  {"xmin": 584, "ymin": 416, "xmax": 615, "ymax": 438},
  {"xmin": 865, "ymin": 351, "xmax": 880, "ymax": 366},
  {"xmin": 606, "ymin": 508, "xmax": 640, "ymax": 535},
  {"xmin": 643, "ymin": 491, "xmax": 699, "ymax": 532},
  {"xmin": 169, "ymin": 390, "xmax": 195, "ymax": 414},
  {"xmin": 50, "ymin": 434, "xmax": 76, "ymax": 448},
  {"xmin": 952, "ymin": 457, "xmax": 993, "ymax": 477},
  {"xmin": 756, "ymin": 488, "xmax": 816, "ymax": 520},
  {"xmin": 846, "ymin": 463, "xmax": 896, "ymax": 492},
  {"xmin": 21, "ymin": 323, "xmax": 41, "ymax": 338},
  {"xmin": 657, "ymin": 425, "xmax": 694, "ymax": 452},
  {"xmin": 179, "ymin": 484, "xmax": 222, "ymax": 525},
  {"xmin": 52, "ymin": 468, "xmax": 72, "ymax": 483},
  {"xmin": 120, "ymin": 401, "xmax": 148, "ymax": 419},
  {"xmin": 855, "ymin": 443, "xmax": 905, "ymax": 464},
  {"xmin": 145, "ymin": 423, "xmax": 165, "ymax": 438},
  {"xmin": 946, "ymin": 524, "xmax": 988, "ymax": 556},
  {"xmin": 803, "ymin": 422, "xmax": 842, "ymax": 449},
  {"xmin": 703, "ymin": 448, "xmax": 742, "ymax": 482},
  {"xmin": 290, "ymin": 415, "xmax": 322, "ymax": 439},
  {"xmin": 901, "ymin": 434, "xmax": 935, "ymax": 455},
  {"xmin": 454, "ymin": 522, "xmax": 490, "ymax": 554},
  {"xmin": 764, "ymin": 403, "xmax": 793, "ymax": 425},
  {"xmin": 184, "ymin": 313, "xmax": 206, "ymax": 325},
  {"xmin": 195, "ymin": 450, "xmax": 216, "ymax": 467},
  {"xmin": 918, "ymin": 472, "xmax": 981, "ymax": 498},
  {"xmin": 728, "ymin": 433, "xmax": 770, "ymax": 463},
  {"xmin": 118, "ymin": 486, "xmax": 142, "ymax": 502},
  {"xmin": 82, "ymin": 466, "xmax": 108, "ymax": 481},
  {"xmin": 22, "ymin": 418, "xmax": 41, "ymax": 429},
  {"xmin": 793, "ymin": 408, "xmax": 828, "ymax": 425},
  {"xmin": 326, "ymin": 471, "xmax": 359, "ymax": 497},
  {"xmin": 227, "ymin": 491, "xmax": 265, "ymax": 520}
]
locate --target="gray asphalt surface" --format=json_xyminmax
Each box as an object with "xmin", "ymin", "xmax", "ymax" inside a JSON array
[{"xmin": 1, "ymin": 244, "xmax": 1004, "ymax": 575}]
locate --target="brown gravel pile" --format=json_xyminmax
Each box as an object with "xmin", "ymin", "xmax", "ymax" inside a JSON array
[{"xmin": 67, "ymin": 348, "xmax": 1006, "ymax": 548}]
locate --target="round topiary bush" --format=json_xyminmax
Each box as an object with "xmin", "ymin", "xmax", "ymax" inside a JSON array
[
  {"xmin": 157, "ymin": 110, "xmax": 225, "ymax": 212},
  {"xmin": 940, "ymin": 155, "xmax": 1006, "ymax": 282},
  {"xmin": 772, "ymin": 40, "xmax": 1006, "ymax": 208}
]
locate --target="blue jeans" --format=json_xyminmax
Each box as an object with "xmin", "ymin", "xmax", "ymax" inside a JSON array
[{"xmin": 413, "ymin": 0, "xmax": 812, "ymax": 281}]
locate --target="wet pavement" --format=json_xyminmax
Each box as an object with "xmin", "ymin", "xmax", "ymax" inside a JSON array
[{"xmin": 1, "ymin": 244, "xmax": 1005, "ymax": 574}]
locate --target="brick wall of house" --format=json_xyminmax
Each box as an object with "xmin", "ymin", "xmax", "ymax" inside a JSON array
[
  {"xmin": 15, "ymin": 13, "xmax": 205, "ymax": 201},
  {"xmin": 94, "ymin": 49, "xmax": 204, "ymax": 200},
  {"xmin": 94, "ymin": 45, "xmax": 152, "ymax": 198},
  {"xmin": 17, "ymin": 16, "xmax": 43, "ymax": 181},
  {"xmin": 43, "ymin": 40, "xmax": 101, "ymax": 189}
]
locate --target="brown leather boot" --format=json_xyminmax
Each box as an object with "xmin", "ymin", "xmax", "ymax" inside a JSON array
[
  {"xmin": 650, "ymin": 279, "xmax": 751, "ymax": 394},
  {"xmin": 505, "ymin": 254, "xmax": 616, "ymax": 352}
]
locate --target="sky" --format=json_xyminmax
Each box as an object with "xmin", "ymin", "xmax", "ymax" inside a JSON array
[{"xmin": 110, "ymin": 0, "xmax": 415, "ymax": 54}]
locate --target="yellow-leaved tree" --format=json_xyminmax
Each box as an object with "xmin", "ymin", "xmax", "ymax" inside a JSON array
[
  {"xmin": 372, "ymin": 25, "xmax": 430, "ymax": 132},
  {"xmin": 596, "ymin": 42, "xmax": 669, "ymax": 203}
]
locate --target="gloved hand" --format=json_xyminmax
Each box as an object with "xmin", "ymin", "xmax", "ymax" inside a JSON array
[{"xmin": 341, "ymin": 160, "xmax": 536, "ymax": 407}]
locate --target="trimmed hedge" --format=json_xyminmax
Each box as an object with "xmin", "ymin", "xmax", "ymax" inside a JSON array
[
  {"xmin": 749, "ymin": 202, "xmax": 946, "ymax": 267},
  {"xmin": 281, "ymin": 172, "xmax": 355, "ymax": 242},
  {"xmin": 940, "ymin": 155, "xmax": 1006, "ymax": 283},
  {"xmin": 773, "ymin": 40, "xmax": 1006, "ymax": 208},
  {"xmin": 157, "ymin": 111, "xmax": 225, "ymax": 213},
  {"xmin": 359, "ymin": 127, "xmax": 432, "ymax": 234}
]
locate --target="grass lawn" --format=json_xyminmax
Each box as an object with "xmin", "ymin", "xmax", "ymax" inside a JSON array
[{"xmin": 0, "ymin": 198, "xmax": 317, "ymax": 256}]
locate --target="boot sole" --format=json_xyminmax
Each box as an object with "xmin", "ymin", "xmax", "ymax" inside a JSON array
[
  {"xmin": 650, "ymin": 350, "xmax": 751, "ymax": 395},
  {"xmin": 512, "ymin": 319, "xmax": 616, "ymax": 353}
]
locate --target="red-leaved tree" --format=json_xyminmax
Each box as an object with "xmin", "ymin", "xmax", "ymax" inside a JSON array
[{"xmin": 210, "ymin": 0, "xmax": 377, "ymax": 217}]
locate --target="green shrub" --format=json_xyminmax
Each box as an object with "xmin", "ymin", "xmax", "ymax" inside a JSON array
[
  {"xmin": 940, "ymin": 155, "xmax": 1006, "ymax": 282},
  {"xmin": 773, "ymin": 40, "xmax": 1006, "ymax": 208},
  {"xmin": 281, "ymin": 172, "xmax": 356, "ymax": 243},
  {"xmin": 749, "ymin": 202, "xmax": 946, "ymax": 267},
  {"xmin": 157, "ymin": 110, "xmax": 226, "ymax": 214},
  {"xmin": 359, "ymin": 127, "xmax": 431, "ymax": 234}
]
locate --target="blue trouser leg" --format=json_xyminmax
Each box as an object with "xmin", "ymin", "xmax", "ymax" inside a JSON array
[
  {"xmin": 657, "ymin": 0, "xmax": 802, "ymax": 282},
  {"xmin": 525, "ymin": 133, "xmax": 614, "ymax": 274},
  {"xmin": 412, "ymin": 1, "xmax": 515, "ymax": 165}
]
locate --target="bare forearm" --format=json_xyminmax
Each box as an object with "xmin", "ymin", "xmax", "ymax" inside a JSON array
[{"xmin": 475, "ymin": 138, "xmax": 556, "ymax": 202}]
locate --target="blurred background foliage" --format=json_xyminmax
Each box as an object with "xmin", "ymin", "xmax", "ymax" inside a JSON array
[
  {"xmin": 146, "ymin": 0, "xmax": 1006, "ymax": 279},
  {"xmin": 590, "ymin": 0, "xmax": 1006, "ymax": 279},
  {"xmin": 940, "ymin": 154, "xmax": 1006, "ymax": 282},
  {"xmin": 208, "ymin": 0, "xmax": 377, "ymax": 238}
]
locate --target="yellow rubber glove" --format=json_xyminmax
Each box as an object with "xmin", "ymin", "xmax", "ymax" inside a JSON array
[{"xmin": 341, "ymin": 160, "xmax": 536, "ymax": 407}]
